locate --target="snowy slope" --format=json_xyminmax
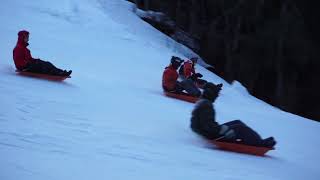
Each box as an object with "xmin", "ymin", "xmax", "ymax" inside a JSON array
[{"xmin": 0, "ymin": 0, "xmax": 319, "ymax": 180}]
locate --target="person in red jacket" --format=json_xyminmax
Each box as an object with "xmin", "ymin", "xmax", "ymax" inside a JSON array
[
  {"xmin": 13, "ymin": 30, "xmax": 72, "ymax": 76},
  {"xmin": 162, "ymin": 56, "xmax": 201, "ymax": 97}
]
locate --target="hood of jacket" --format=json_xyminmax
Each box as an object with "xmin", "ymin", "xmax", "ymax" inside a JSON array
[{"xmin": 17, "ymin": 30, "xmax": 29, "ymax": 47}]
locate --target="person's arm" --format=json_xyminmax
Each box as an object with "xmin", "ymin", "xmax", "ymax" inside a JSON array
[
  {"xmin": 163, "ymin": 69, "xmax": 178, "ymax": 90},
  {"xmin": 167, "ymin": 70, "xmax": 179, "ymax": 84},
  {"xmin": 25, "ymin": 48, "xmax": 37, "ymax": 63},
  {"xmin": 13, "ymin": 47, "xmax": 27, "ymax": 64}
]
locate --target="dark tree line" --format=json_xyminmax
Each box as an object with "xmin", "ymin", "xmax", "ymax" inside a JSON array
[{"xmin": 129, "ymin": 0, "xmax": 320, "ymax": 121}]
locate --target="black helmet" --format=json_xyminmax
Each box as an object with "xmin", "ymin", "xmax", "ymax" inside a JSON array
[
  {"xmin": 201, "ymin": 83, "xmax": 222, "ymax": 102},
  {"xmin": 190, "ymin": 57, "xmax": 198, "ymax": 63},
  {"xmin": 171, "ymin": 56, "xmax": 182, "ymax": 69}
]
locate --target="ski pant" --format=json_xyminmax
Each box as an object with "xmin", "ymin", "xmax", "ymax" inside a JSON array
[
  {"xmin": 24, "ymin": 59, "xmax": 64, "ymax": 75},
  {"xmin": 180, "ymin": 76, "xmax": 207, "ymax": 89},
  {"xmin": 177, "ymin": 79, "xmax": 201, "ymax": 97},
  {"xmin": 221, "ymin": 120, "xmax": 264, "ymax": 146}
]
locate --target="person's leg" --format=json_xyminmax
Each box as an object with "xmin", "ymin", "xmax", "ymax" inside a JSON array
[
  {"xmin": 24, "ymin": 61, "xmax": 47, "ymax": 74},
  {"xmin": 25, "ymin": 60, "xmax": 71, "ymax": 76},
  {"xmin": 164, "ymin": 82, "xmax": 184, "ymax": 94},
  {"xmin": 35, "ymin": 59, "xmax": 65, "ymax": 75},
  {"xmin": 222, "ymin": 120, "xmax": 246, "ymax": 128},
  {"xmin": 219, "ymin": 120, "xmax": 264, "ymax": 146},
  {"xmin": 180, "ymin": 79, "xmax": 201, "ymax": 97},
  {"xmin": 174, "ymin": 82, "xmax": 184, "ymax": 94},
  {"xmin": 230, "ymin": 125, "xmax": 264, "ymax": 146}
]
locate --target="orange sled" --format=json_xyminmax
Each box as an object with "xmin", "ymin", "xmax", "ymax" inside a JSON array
[
  {"xmin": 16, "ymin": 70, "xmax": 71, "ymax": 81},
  {"xmin": 210, "ymin": 140, "xmax": 275, "ymax": 156},
  {"xmin": 164, "ymin": 91, "xmax": 199, "ymax": 103}
]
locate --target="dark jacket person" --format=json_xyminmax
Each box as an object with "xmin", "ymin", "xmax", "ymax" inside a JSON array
[
  {"xmin": 190, "ymin": 83, "xmax": 276, "ymax": 148},
  {"xmin": 191, "ymin": 83, "xmax": 223, "ymax": 139}
]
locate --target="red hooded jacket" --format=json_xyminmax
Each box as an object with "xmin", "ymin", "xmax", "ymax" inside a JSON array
[
  {"xmin": 13, "ymin": 30, "xmax": 35, "ymax": 70},
  {"xmin": 183, "ymin": 60, "xmax": 196, "ymax": 78},
  {"xmin": 162, "ymin": 65, "xmax": 179, "ymax": 91}
]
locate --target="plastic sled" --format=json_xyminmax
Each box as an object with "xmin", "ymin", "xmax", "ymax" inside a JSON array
[
  {"xmin": 16, "ymin": 70, "xmax": 71, "ymax": 81},
  {"xmin": 164, "ymin": 91, "xmax": 199, "ymax": 103},
  {"xmin": 209, "ymin": 140, "xmax": 274, "ymax": 156}
]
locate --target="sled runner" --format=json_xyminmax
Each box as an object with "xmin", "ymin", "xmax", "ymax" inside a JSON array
[
  {"xmin": 164, "ymin": 91, "xmax": 199, "ymax": 103},
  {"xmin": 210, "ymin": 139, "xmax": 275, "ymax": 156},
  {"xmin": 16, "ymin": 70, "xmax": 71, "ymax": 81}
]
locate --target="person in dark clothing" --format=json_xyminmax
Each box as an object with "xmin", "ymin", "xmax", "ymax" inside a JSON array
[
  {"xmin": 190, "ymin": 83, "xmax": 276, "ymax": 148},
  {"xmin": 162, "ymin": 56, "xmax": 201, "ymax": 97},
  {"xmin": 13, "ymin": 30, "xmax": 72, "ymax": 76}
]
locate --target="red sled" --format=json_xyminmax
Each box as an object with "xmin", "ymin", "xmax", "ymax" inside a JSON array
[
  {"xmin": 209, "ymin": 140, "xmax": 274, "ymax": 156},
  {"xmin": 16, "ymin": 70, "xmax": 71, "ymax": 81},
  {"xmin": 164, "ymin": 91, "xmax": 199, "ymax": 103}
]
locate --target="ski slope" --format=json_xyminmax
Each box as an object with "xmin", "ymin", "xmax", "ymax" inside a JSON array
[{"xmin": 0, "ymin": 0, "xmax": 319, "ymax": 179}]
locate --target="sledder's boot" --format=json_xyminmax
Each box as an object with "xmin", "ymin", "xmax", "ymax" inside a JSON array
[
  {"xmin": 262, "ymin": 137, "xmax": 276, "ymax": 148},
  {"xmin": 58, "ymin": 70, "xmax": 72, "ymax": 76},
  {"xmin": 64, "ymin": 70, "xmax": 72, "ymax": 76}
]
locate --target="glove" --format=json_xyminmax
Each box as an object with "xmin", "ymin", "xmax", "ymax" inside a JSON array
[
  {"xmin": 189, "ymin": 74, "xmax": 198, "ymax": 81},
  {"xmin": 195, "ymin": 73, "xmax": 203, "ymax": 78}
]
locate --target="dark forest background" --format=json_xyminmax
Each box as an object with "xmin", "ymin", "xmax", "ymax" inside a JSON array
[{"xmin": 129, "ymin": 0, "xmax": 320, "ymax": 121}]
